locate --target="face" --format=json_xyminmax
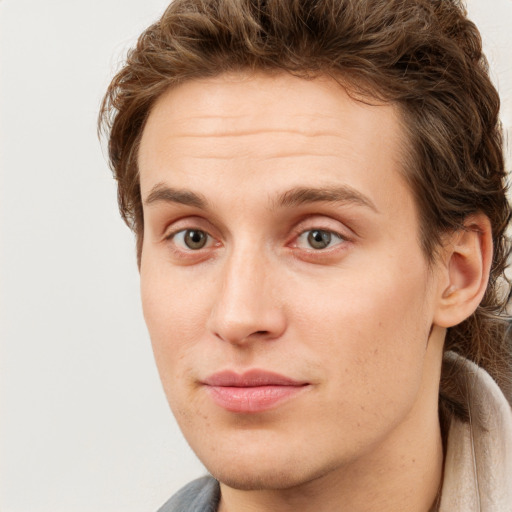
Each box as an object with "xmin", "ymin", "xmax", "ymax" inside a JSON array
[{"xmin": 138, "ymin": 72, "xmax": 445, "ymax": 491}]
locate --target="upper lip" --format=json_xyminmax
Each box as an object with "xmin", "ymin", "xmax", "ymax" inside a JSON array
[{"xmin": 203, "ymin": 369, "xmax": 307, "ymax": 387}]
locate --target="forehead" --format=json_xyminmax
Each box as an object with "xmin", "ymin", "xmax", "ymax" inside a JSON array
[
  {"xmin": 144, "ymin": 72, "xmax": 392, "ymax": 130},
  {"xmin": 138, "ymin": 72, "xmax": 412, "ymax": 218},
  {"xmin": 140, "ymin": 72, "xmax": 403, "ymax": 156}
]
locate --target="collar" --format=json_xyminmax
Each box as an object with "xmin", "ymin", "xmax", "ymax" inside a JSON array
[{"xmin": 439, "ymin": 351, "xmax": 512, "ymax": 511}]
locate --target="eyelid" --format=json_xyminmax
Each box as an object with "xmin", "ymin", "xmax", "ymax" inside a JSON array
[
  {"xmin": 290, "ymin": 215, "xmax": 354, "ymax": 242},
  {"xmin": 162, "ymin": 215, "xmax": 218, "ymax": 241}
]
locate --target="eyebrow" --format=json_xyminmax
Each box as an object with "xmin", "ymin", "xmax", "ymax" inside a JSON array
[
  {"xmin": 144, "ymin": 183, "xmax": 378, "ymax": 213},
  {"xmin": 275, "ymin": 185, "xmax": 378, "ymax": 212},
  {"xmin": 144, "ymin": 183, "xmax": 208, "ymax": 209}
]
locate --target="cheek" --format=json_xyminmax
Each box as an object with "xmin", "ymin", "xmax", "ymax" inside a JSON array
[
  {"xmin": 140, "ymin": 260, "xmax": 211, "ymax": 386},
  {"xmin": 291, "ymin": 251, "xmax": 430, "ymax": 342},
  {"xmin": 289, "ymin": 252, "xmax": 433, "ymax": 410},
  {"xmin": 140, "ymin": 265, "xmax": 220, "ymax": 440}
]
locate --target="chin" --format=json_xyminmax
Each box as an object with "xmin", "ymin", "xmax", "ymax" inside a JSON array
[
  {"xmin": 208, "ymin": 466, "xmax": 307, "ymax": 491},
  {"xmin": 202, "ymin": 450, "xmax": 338, "ymax": 491}
]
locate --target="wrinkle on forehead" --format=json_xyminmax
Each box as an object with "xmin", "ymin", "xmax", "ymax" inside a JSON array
[
  {"xmin": 160, "ymin": 127, "xmax": 339, "ymax": 139},
  {"xmin": 145, "ymin": 71, "xmax": 399, "ymax": 141}
]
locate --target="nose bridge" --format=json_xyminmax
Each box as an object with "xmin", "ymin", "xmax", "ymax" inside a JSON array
[{"xmin": 208, "ymin": 238, "xmax": 285, "ymax": 344}]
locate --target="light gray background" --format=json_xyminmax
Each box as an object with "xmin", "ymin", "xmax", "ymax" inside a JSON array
[{"xmin": 0, "ymin": 1, "xmax": 511, "ymax": 511}]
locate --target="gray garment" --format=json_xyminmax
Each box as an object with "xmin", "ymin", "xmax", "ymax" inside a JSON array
[{"xmin": 157, "ymin": 475, "xmax": 219, "ymax": 512}]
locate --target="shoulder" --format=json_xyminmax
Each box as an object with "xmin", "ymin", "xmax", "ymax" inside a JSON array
[{"xmin": 157, "ymin": 475, "xmax": 220, "ymax": 512}]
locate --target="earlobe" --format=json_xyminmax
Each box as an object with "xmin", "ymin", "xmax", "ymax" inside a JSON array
[{"xmin": 433, "ymin": 213, "xmax": 493, "ymax": 328}]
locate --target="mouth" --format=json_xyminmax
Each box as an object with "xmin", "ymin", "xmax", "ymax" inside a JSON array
[{"xmin": 202, "ymin": 369, "xmax": 310, "ymax": 413}]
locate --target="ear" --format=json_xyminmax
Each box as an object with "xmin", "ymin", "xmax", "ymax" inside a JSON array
[{"xmin": 433, "ymin": 213, "xmax": 493, "ymax": 328}]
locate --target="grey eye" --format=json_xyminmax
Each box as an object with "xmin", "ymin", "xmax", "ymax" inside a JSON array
[
  {"xmin": 172, "ymin": 229, "xmax": 210, "ymax": 250},
  {"xmin": 307, "ymin": 230, "xmax": 332, "ymax": 250},
  {"xmin": 184, "ymin": 230, "xmax": 208, "ymax": 249}
]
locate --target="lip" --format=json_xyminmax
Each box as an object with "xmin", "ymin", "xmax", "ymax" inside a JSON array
[{"xmin": 202, "ymin": 370, "xmax": 309, "ymax": 413}]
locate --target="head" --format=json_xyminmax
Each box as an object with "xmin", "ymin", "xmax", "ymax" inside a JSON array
[{"xmin": 99, "ymin": 0, "xmax": 511, "ymax": 493}]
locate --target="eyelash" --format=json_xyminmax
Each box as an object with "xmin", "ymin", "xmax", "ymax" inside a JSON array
[{"xmin": 165, "ymin": 226, "xmax": 348, "ymax": 256}]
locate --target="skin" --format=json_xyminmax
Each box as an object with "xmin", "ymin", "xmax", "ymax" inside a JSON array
[{"xmin": 137, "ymin": 72, "xmax": 483, "ymax": 511}]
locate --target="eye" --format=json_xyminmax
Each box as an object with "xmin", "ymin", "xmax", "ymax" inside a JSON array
[
  {"xmin": 296, "ymin": 229, "xmax": 345, "ymax": 250},
  {"xmin": 172, "ymin": 229, "xmax": 212, "ymax": 250}
]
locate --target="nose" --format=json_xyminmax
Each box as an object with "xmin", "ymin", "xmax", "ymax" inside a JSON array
[{"xmin": 206, "ymin": 244, "xmax": 287, "ymax": 345}]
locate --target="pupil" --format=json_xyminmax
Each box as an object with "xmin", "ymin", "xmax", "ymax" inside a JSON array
[
  {"xmin": 308, "ymin": 230, "xmax": 331, "ymax": 249},
  {"xmin": 185, "ymin": 230, "xmax": 207, "ymax": 249}
]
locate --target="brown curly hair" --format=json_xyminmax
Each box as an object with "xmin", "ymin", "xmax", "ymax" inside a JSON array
[{"xmin": 99, "ymin": 0, "xmax": 512, "ymax": 420}]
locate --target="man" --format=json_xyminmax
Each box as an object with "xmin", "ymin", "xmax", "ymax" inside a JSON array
[{"xmin": 99, "ymin": 0, "xmax": 512, "ymax": 510}]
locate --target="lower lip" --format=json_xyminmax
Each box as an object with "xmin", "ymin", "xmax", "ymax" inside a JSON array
[{"xmin": 205, "ymin": 385, "xmax": 307, "ymax": 413}]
